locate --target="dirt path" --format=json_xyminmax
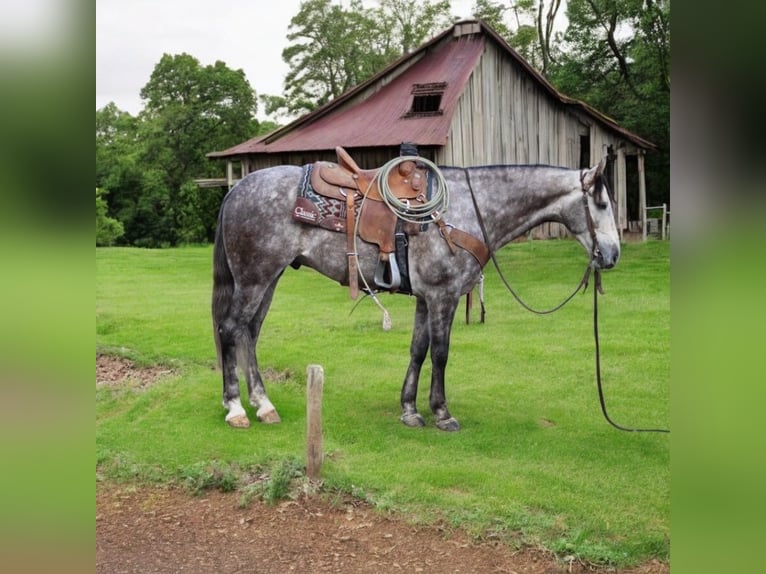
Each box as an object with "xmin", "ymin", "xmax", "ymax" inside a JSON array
[{"xmin": 96, "ymin": 484, "xmax": 667, "ymax": 574}]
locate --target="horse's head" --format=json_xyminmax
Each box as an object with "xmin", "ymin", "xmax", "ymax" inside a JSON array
[{"xmin": 574, "ymin": 157, "xmax": 620, "ymax": 270}]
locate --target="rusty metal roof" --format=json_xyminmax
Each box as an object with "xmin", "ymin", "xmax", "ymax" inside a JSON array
[{"xmin": 209, "ymin": 20, "xmax": 654, "ymax": 158}]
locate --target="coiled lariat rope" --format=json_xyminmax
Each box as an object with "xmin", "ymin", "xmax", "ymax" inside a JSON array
[
  {"xmin": 352, "ymin": 156, "xmax": 450, "ymax": 330},
  {"xmin": 377, "ymin": 155, "xmax": 449, "ymax": 223}
]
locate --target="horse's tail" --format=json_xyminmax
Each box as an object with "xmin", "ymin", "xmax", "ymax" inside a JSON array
[{"xmin": 212, "ymin": 203, "xmax": 234, "ymax": 369}]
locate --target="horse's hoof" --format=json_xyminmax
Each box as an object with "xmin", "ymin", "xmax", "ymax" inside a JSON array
[
  {"xmin": 257, "ymin": 408, "xmax": 281, "ymax": 424},
  {"xmin": 226, "ymin": 414, "xmax": 251, "ymax": 429},
  {"xmin": 400, "ymin": 412, "xmax": 426, "ymax": 427},
  {"xmin": 435, "ymin": 417, "xmax": 461, "ymax": 432}
]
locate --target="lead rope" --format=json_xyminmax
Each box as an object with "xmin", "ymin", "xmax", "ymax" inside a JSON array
[
  {"xmin": 592, "ymin": 283, "xmax": 670, "ymax": 433},
  {"xmin": 464, "ymin": 168, "xmax": 669, "ymax": 433}
]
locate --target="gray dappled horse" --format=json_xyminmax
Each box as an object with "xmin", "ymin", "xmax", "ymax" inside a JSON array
[{"xmin": 212, "ymin": 158, "xmax": 620, "ymax": 431}]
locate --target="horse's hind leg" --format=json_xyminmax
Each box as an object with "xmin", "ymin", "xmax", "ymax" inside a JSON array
[
  {"xmin": 217, "ymin": 278, "xmax": 282, "ymax": 427},
  {"xmin": 242, "ymin": 275, "xmax": 281, "ymax": 423},
  {"xmin": 400, "ymin": 297, "xmax": 430, "ymax": 427},
  {"xmin": 217, "ymin": 314, "xmax": 251, "ymax": 428}
]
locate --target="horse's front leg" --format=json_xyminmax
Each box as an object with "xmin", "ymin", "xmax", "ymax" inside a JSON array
[
  {"xmin": 400, "ymin": 297, "xmax": 430, "ymax": 427},
  {"xmin": 428, "ymin": 296, "xmax": 461, "ymax": 431}
]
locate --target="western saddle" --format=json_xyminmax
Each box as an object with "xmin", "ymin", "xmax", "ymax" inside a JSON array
[{"xmin": 297, "ymin": 146, "xmax": 489, "ymax": 299}]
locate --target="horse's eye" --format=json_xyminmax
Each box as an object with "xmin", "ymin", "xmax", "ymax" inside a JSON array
[{"xmin": 591, "ymin": 194, "xmax": 608, "ymax": 210}]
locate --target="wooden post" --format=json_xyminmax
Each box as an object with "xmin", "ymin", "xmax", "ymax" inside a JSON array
[
  {"xmin": 465, "ymin": 290, "xmax": 473, "ymax": 324},
  {"xmin": 638, "ymin": 151, "xmax": 647, "ymax": 242},
  {"xmin": 616, "ymin": 147, "xmax": 627, "ymax": 242},
  {"xmin": 306, "ymin": 364, "xmax": 324, "ymax": 479}
]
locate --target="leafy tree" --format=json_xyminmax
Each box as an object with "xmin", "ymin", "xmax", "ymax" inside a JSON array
[
  {"xmin": 372, "ymin": 0, "xmax": 453, "ymax": 54},
  {"xmin": 96, "ymin": 188, "xmax": 125, "ymax": 246},
  {"xmin": 277, "ymin": 0, "xmax": 452, "ymax": 116},
  {"xmin": 471, "ymin": 0, "xmax": 513, "ymax": 40},
  {"xmin": 96, "ymin": 103, "xmax": 146, "ymax": 245},
  {"xmin": 550, "ymin": 0, "xmax": 670, "ymax": 206},
  {"xmin": 96, "ymin": 102, "xmax": 139, "ymax": 190},
  {"xmin": 281, "ymin": 0, "xmax": 384, "ymax": 116},
  {"xmin": 471, "ymin": 1, "xmax": 562, "ymax": 76},
  {"xmin": 96, "ymin": 54, "xmax": 262, "ymax": 246},
  {"xmin": 506, "ymin": 0, "xmax": 539, "ymax": 67},
  {"xmin": 137, "ymin": 53, "xmax": 259, "ymax": 244}
]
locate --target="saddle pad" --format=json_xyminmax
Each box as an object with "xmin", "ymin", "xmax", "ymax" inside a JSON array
[{"xmin": 293, "ymin": 164, "xmax": 359, "ymax": 233}]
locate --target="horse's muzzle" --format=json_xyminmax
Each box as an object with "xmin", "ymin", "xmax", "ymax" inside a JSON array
[{"xmin": 595, "ymin": 248, "xmax": 620, "ymax": 270}]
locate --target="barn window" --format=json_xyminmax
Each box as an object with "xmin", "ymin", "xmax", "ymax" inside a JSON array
[
  {"xmin": 403, "ymin": 82, "xmax": 447, "ymax": 118},
  {"xmin": 579, "ymin": 134, "xmax": 591, "ymax": 169}
]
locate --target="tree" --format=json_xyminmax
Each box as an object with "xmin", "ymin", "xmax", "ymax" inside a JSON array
[
  {"xmin": 372, "ymin": 0, "xmax": 453, "ymax": 54},
  {"xmin": 507, "ymin": 1, "xmax": 541, "ymax": 68},
  {"xmin": 471, "ymin": 1, "xmax": 562, "ymax": 76},
  {"xmin": 280, "ymin": 0, "xmax": 373, "ymax": 116},
  {"xmin": 96, "ymin": 188, "xmax": 125, "ymax": 246},
  {"xmin": 138, "ymin": 53, "xmax": 259, "ymax": 244},
  {"xmin": 277, "ymin": 0, "xmax": 452, "ymax": 116},
  {"xmin": 536, "ymin": 0, "xmax": 564, "ymax": 76},
  {"xmin": 96, "ymin": 102, "xmax": 139, "ymax": 190},
  {"xmin": 96, "ymin": 103, "xmax": 147, "ymax": 245},
  {"xmin": 471, "ymin": 0, "xmax": 513, "ymax": 40},
  {"xmin": 96, "ymin": 54, "xmax": 262, "ymax": 246},
  {"xmin": 550, "ymin": 0, "xmax": 670, "ymax": 206}
]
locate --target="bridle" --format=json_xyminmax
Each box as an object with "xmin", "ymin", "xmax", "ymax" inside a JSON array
[
  {"xmin": 580, "ymin": 169, "xmax": 603, "ymax": 273},
  {"xmin": 579, "ymin": 169, "xmax": 608, "ymax": 295},
  {"xmin": 464, "ymin": 167, "xmax": 669, "ymax": 434}
]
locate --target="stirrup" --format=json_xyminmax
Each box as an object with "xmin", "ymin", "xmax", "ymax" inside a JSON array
[{"xmin": 374, "ymin": 256, "xmax": 401, "ymax": 291}]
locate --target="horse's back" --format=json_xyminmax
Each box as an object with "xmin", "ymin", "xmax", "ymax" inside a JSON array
[
  {"xmin": 219, "ymin": 166, "xmax": 338, "ymax": 284},
  {"xmin": 223, "ymin": 165, "xmax": 303, "ymax": 212}
]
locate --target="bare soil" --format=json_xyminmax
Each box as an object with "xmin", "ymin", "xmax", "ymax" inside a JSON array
[{"xmin": 96, "ymin": 355, "xmax": 669, "ymax": 574}]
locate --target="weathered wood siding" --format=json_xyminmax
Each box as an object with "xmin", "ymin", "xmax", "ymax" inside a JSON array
[
  {"xmin": 439, "ymin": 39, "xmax": 583, "ymax": 168},
  {"xmin": 438, "ymin": 37, "xmax": 639, "ymax": 237}
]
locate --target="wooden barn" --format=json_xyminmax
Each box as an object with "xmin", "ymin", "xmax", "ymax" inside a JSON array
[{"xmin": 207, "ymin": 19, "xmax": 656, "ymax": 239}]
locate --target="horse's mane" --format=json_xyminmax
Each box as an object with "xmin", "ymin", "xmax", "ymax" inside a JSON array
[
  {"xmin": 439, "ymin": 164, "xmax": 570, "ymax": 171},
  {"xmin": 594, "ymin": 172, "xmax": 615, "ymax": 202}
]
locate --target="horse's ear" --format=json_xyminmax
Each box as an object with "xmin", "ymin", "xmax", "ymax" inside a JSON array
[
  {"xmin": 596, "ymin": 155, "xmax": 607, "ymax": 175},
  {"xmin": 582, "ymin": 156, "xmax": 608, "ymax": 190}
]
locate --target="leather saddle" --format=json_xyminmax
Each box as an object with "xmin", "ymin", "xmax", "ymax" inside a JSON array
[{"xmin": 307, "ymin": 147, "xmax": 430, "ymax": 297}]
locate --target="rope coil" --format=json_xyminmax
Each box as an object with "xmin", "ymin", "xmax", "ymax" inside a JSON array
[
  {"xmin": 353, "ymin": 156, "xmax": 450, "ymax": 330},
  {"xmin": 376, "ymin": 156, "xmax": 449, "ymax": 223}
]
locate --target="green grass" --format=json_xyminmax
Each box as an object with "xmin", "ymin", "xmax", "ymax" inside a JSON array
[{"xmin": 96, "ymin": 239, "xmax": 669, "ymax": 567}]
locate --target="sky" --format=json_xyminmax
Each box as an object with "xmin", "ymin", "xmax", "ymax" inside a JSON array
[{"xmin": 97, "ymin": 0, "xmax": 477, "ymax": 119}]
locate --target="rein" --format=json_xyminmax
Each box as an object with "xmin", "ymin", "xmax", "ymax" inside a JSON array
[
  {"xmin": 463, "ymin": 168, "xmax": 669, "ymax": 434},
  {"xmin": 464, "ymin": 168, "xmax": 595, "ymax": 315}
]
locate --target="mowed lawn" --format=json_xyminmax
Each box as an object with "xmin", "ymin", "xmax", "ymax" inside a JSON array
[{"xmin": 96, "ymin": 239, "xmax": 670, "ymax": 567}]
